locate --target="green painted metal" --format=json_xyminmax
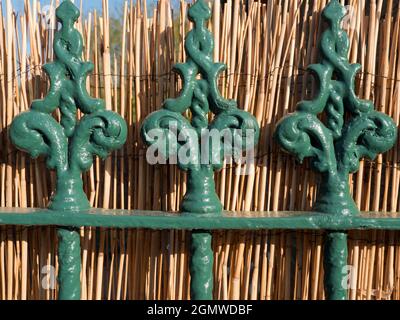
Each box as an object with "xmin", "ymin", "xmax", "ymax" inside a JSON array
[
  {"xmin": 10, "ymin": 0, "xmax": 127, "ymax": 211},
  {"xmin": 324, "ymin": 232, "xmax": 348, "ymax": 300},
  {"xmin": 274, "ymin": 0, "xmax": 397, "ymax": 217},
  {"xmin": 3, "ymin": 0, "xmax": 399, "ymax": 302},
  {"xmin": 141, "ymin": 0, "xmax": 259, "ymax": 301},
  {"xmin": 324, "ymin": 229, "xmax": 348, "ymax": 300},
  {"xmin": 141, "ymin": 0, "xmax": 260, "ymax": 216},
  {"xmin": 274, "ymin": 0, "xmax": 398, "ymax": 300},
  {"xmin": 190, "ymin": 231, "xmax": 214, "ymax": 300},
  {"xmin": 57, "ymin": 227, "xmax": 81, "ymax": 300},
  {"xmin": 1, "ymin": 209, "xmax": 400, "ymax": 230},
  {"xmin": 9, "ymin": 0, "xmax": 127, "ymax": 300}
]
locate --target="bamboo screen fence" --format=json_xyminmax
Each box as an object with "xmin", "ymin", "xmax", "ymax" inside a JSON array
[{"xmin": 0, "ymin": 0, "xmax": 400, "ymax": 300}]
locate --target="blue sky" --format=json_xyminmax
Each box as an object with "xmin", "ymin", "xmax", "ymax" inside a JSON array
[{"xmin": 5, "ymin": 0, "xmax": 181, "ymax": 17}]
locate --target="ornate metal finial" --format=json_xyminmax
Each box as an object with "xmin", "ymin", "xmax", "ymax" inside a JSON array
[
  {"xmin": 10, "ymin": 0, "xmax": 127, "ymax": 211},
  {"xmin": 274, "ymin": 0, "xmax": 398, "ymax": 216},
  {"xmin": 141, "ymin": 0, "xmax": 260, "ymax": 215}
]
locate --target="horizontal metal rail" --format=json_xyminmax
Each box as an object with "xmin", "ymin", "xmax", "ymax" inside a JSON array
[
  {"xmin": 1, "ymin": 209, "xmax": 400, "ymax": 230},
  {"xmin": 1, "ymin": 209, "xmax": 400, "ymax": 300}
]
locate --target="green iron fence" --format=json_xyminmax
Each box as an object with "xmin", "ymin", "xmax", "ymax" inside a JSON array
[{"xmin": 1, "ymin": 0, "xmax": 399, "ymax": 300}]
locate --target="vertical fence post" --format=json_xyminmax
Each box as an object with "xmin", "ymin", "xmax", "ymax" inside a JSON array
[
  {"xmin": 190, "ymin": 231, "xmax": 214, "ymax": 300},
  {"xmin": 141, "ymin": 0, "xmax": 260, "ymax": 301},
  {"xmin": 324, "ymin": 231, "xmax": 348, "ymax": 300},
  {"xmin": 274, "ymin": 0, "xmax": 397, "ymax": 300},
  {"xmin": 57, "ymin": 227, "xmax": 82, "ymax": 300},
  {"xmin": 9, "ymin": 0, "xmax": 127, "ymax": 300}
]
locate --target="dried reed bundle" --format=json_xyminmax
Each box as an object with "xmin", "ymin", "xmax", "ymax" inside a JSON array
[{"xmin": 0, "ymin": 0, "xmax": 399, "ymax": 300}]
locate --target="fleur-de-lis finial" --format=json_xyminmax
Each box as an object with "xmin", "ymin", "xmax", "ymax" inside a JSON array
[
  {"xmin": 141, "ymin": 0, "xmax": 260, "ymax": 215},
  {"xmin": 10, "ymin": 0, "xmax": 127, "ymax": 211},
  {"xmin": 274, "ymin": 0, "xmax": 398, "ymax": 216},
  {"xmin": 10, "ymin": 1, "xmax": 127, "ymax": 299}
]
